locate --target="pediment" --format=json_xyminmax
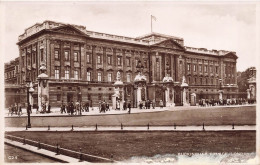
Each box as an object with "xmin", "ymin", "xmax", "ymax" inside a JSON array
[
  {"xmin": 51, "ymin": 25, "xmax": 86, "ymax": 36},
  {"xmin": 223, "ymin": 52, "xmax": 238, "ymax": 59},
  {"xmin": 153, "ymin": 39, "xmax": 185, "ymax": 50}
]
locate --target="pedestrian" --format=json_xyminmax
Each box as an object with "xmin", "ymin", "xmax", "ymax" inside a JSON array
[
  {"xmin": 106, "ymin": 102, "xmax": 110, "ymax": 111},
  {"xmin": 48, "ymin": 104, "xmax": 51, "ymax": 113},
  {"xmin": 86, "ymin": 101, "xmax": 89, "ymax": 112},
  {"xmin": 152, "ymin": 99, "xmax": 155, "ymax": 109},
  {"xmin": 61, "ymin": 101, "xmax": 66, "ymax": 114},
  {"xmin": 18, "ymin": 103, "xmax": 22, "ymax": 117},
  {"xmin": 36, "ymin": 104, "xmax": 39, "ymax": 114},
  {"xmin": 123, "ymin": 101, "xmax": 126, "ymax": 111},
  {"xmin": 70, "ymin": 101, "xmax": 74, "ymax": 115},
  {"xmin": 139, "ymin": 101, "xmax": 142, "ymax": 109},
  {"xmin": 147, "ymin": 100, "xmax": 150, "ymax": 109},
  {"xmin": 128, "ymin": 101, "xmax": 131, "ymax": 114}
]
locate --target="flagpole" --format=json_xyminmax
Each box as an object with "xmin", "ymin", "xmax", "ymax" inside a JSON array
[{"xmin": 151, "ymin": 15, "xmax": 152, "ymax": 33}]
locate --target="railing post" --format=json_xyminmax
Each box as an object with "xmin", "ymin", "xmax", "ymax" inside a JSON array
[
  {"xmin": 38, "ymin": 140, "xmax": 41, "ymax": 150},
  {"xmin": 202, "ymin": 123, "xmax": 205, "ymax": 131},
  {"xmin": 48, "ymin": 125, "xmax": 50, "ymax": 131},
  {"xmin": 232, "ymin": 123, "xmax": 234, "ymax": 129},
  {"xmin": 79, "ymin": 147, "xmax": 83, "ymax": 162},
  {"xmin": 121, "ymin": 123, "xmax": 123, "ymax": 130},
  {"xmin": 71, "ymin": 125, "xmax": 74, "ymax": 131},
  {"xmin": 56, "ymin": 144, "xmax": 60, "ymax": 155},
  {"xmin": 147, "ymin": 123, "xmax": 149, "ymax": 130},
  {"xmin": 174, "ymin": 123, "xmax": 176, "ymax": 130},
  {"xmin": 95, "ymin": 124, "xmax": 98, "ymax": 131},
  {"xmin": 23, "ymin": 136, "xmax": 26, "ymax": 145},
  {"xmin": 26, "ymin": 125, "xmax": 28, "ymax": 130}
]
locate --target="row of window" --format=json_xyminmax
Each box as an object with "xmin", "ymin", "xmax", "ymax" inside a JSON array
[
  {"xmin": 55, "ymin": 50, "xmax": 148, "ymax": 67},
  {"xmin": 187, "ymin": 64, "xmax": 219, "ymax": 74},
  {"xmin": 54, "ymin": 69, "xmax": 132, "ymax": 82},
  {"xmin": 5, "ymin": 71, "xmax": 15, "ymax": 79},
  {"xmin": 187, "ymin": 77, "xmax": 219, "ymax": 85}
]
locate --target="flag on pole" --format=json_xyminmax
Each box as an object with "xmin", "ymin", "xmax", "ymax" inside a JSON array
[{"xmin": 151, "ymin": 15, "xmax": 157, "ymax": 21}]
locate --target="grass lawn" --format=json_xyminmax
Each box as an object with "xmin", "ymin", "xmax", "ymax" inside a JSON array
[{"xmin": 5, "ymin": 131, "xmax": 256, "ymax": 161}]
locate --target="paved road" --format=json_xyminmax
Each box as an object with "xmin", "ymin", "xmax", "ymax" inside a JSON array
[
  {"xmin": 5, "ymin": 105, "xmax": 256, "ymax": 127},
  {"xmin": 4, "ymin": 144, "xmax": 58, "ymax": 163}
]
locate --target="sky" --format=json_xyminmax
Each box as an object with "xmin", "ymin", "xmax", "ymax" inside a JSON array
[{"xmin": 0, "ymin": 1, "xmax": 258, "ymax": 72}]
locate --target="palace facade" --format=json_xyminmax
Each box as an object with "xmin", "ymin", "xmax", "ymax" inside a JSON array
[{"xmin": 5, "ymin": 20, "xmax": 239, "ymax": 107}]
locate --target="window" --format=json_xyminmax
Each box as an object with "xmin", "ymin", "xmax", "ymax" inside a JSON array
[
  {"xmin": 127, "ymin": 74, "xmax": 131, "ymax": 82},
  {"xmin": 74, "ymin": 70, "xmax": 79, "ymax": 79},
  {"xmin": 98, "ymin": 94, "xmax": 102, "ymax": 100},
  {"xmin": 194, "ymin": 77, "xmax": 197, "ymax": 84},
  {"xmin": 98, "ymin": 72, "xmax": 102, "ymax": 82},
  {"xmin": 117, "ymin": 57, "xmax": 122, "ymax": 66},
  {"xmin": 187, "ymin": 64, "xmax": 190, "ymax": 71},
  {"xmin": 108, "ymin": 73, "xmax": 112, "ymax": 82},
  {"xmin": 107, "ymin": 56, "xmax": 112, "ymax": 65},
  {"xmin": 204, "ymin": 65, "xmax": 208, "ymax": 72},
  {"xmin": 200, "ymin": 78, "xmax": 202, "ymax": 85},
  {"xmin": 215, "ymin": 66, "xmax": 218, "ymax": 74},
  {"xmin": 55, "ymin": 50, "xmax": 59, "ymax": 60},
  {"xmin": 74, "ymin": 52, "xmax": 78, "ymax": 62},
  {"xmin": 57, "ymin": 94, "xmax": 61, "ymax": 101},
  {"xmin": 65, "ymin": 51, "xmax": 70, "ymax": 61},
  {"xmin": 65, "ymin": 68, "xmax": 70, "ymax": 79},
  {"xmin": 199, "ymin": 65, "xmax": 202, "ymax": 72},
  {"xmin": 40, "ymin": 49, "xmax": 44, "ymax": 61},
  {"xmin": 109, "ymin": 95, "xmax": 112, "ymax": 101},
  {"xmin": 86, "ymin": 54, "xmax": 90, "ymax": 63},
  {"xmin": 87, "ymin": 72, "xmax": 91, "ymax": 81},
  {"xmin": 193, "ymin": 64, "xmax": 197, "ymax": 72},
  {"xmin": 55, "ymin": 67, "xmax": 60, "ymax": 79},
  {"xmin": 32, "ymin": 53, "xmax": 35, "ymax": 63},
  {"xmin": 97, "ymin": 55, "xmax": 101, "ymax": 64},
  {"xmin": 209, "ymin": 66, "xmax": 212, "ymax": 72},
  {"xmin": 126, "ymin": 58, "xmax": 130, "ymax": 67}
]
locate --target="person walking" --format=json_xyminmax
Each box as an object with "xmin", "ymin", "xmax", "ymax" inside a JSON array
[
  {"xmin": 36, "ymin": 104, "xmax": 39, "ymax": 114},
  {"xmin": 18, "ymin": 103, "xmax": 22, "ymax": 117},
  {"xmin": 70, "ymin": 101, "xmax": 74, "ymax": 115},
  {"xmin": 47, "ymin": 104, "xmax": 51, "ymax": 113},
  {"xmin": 128, "ymin": 101, "xmax": 131, "ymax": 114},
  {"xmin": 123, "ymin": 101, "xmax": 126, "ymax": 111}
]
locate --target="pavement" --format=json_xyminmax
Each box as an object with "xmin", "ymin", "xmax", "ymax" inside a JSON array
[
  {"xmin": 5, "ymin": 138, "xmax": 81, "ymax": 163},
  {"xmin": 5, "ymin": 104, "xmax": 256, "ymax": 117}
]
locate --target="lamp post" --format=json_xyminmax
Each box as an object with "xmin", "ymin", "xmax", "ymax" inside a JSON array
[{"xmin": 25, "ymin": 77, "xmax": 34, "ymax": 128}]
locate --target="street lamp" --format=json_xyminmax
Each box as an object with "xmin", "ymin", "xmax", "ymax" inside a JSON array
[{"xmin": 25, "ymin": 77, "xmax": 34, "ymax": 128}]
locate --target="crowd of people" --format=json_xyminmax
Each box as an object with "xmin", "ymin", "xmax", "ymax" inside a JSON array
[
  {"xmin": 198, "ymin": 98, "xmax": 252, "ymax": 107},
  {"xmin": 7, "ymin": 97, "xmax": 255, "ymax": 116}
]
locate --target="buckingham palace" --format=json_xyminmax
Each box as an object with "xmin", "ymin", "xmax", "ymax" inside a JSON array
[{"xmin": 4, "ymin": 20, "xmax": 239, "ymax": 108}]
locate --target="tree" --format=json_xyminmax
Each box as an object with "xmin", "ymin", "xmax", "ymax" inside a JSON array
[{"xmin": 237, "ymin": 67, "xmax": 256, "ymax": 92}]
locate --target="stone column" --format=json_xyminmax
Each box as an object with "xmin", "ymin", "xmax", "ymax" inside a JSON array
[
  {"xmin": 219, "ymin": 90, "xmax": 223, "ymax": 100},
  {"xmin": 247, "ymin": 89, "xmax": 251, "ymax": 100}
]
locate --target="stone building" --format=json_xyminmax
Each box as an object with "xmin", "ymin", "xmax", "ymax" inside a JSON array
[
  {"xmin": 4, "ymin": 57, "xmax": 21, "ymax": 107},
  {"xmin": 7, "ymin": 20, "xmax": 239, "ymax": 107}
]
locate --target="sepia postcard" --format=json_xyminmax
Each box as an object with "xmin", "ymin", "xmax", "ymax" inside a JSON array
[{"xmin": 0, "ymin": 1, "xmax": 259, "ymax": 164}]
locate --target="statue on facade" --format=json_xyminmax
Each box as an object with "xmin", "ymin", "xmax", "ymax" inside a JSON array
[{"xmin": 116, "ymin": 71, "xmax": 121, "ymax": 81}]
